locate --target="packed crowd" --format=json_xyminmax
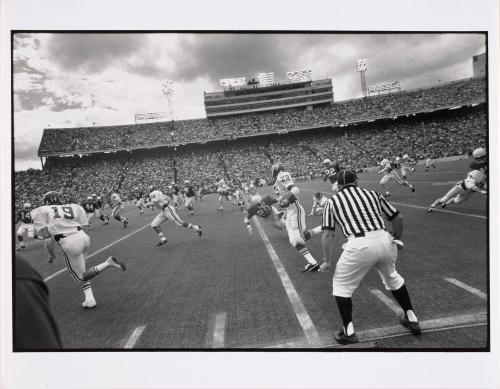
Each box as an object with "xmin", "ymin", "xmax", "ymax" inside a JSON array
[
  {"xmin": 16, "ymin": 105, "xmax": 486, "ymax": 209},
  {"xmin": 37, "ymin": 77, "xmax": 486, "ymax": 155}
]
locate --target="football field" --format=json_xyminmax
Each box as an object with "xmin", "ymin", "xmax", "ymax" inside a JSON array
[{"xmin": 16, "ymin": 159, "xmax": 489, "ymax": 350}]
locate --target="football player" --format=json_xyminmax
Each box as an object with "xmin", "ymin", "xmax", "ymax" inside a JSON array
[
  {"xmin": 216, "ymin": 178, "xmax": 230, "ymax": 211},
  {"xmin": 322, "ymin": 158, "xmax": 341, "ymax": 194},
  {"xmin": 309, "ymin": 191, "xmax": 328, "ymax": 216},
  {"xmin": 30, "ymin": 191, "xmax": 126, "ymax": 308},
  {"xmin": 147, "ymin": 186, "xmax": 202, "ymax": 246},
  {"xmin": 378, "ymin": 158, "xmax": 416, "ymax": 197},
  {"xmin": 470, "ymin": 147, "xmax": 487, "ymax": 176},
  {"xmin": 132, "ymin": 187, "xmax": 147, "ymax": 215},
  {"xmin": 272, "ymin": 162, "xmax": 320, "ymax": 272},
  {"xmin": 16, "ymin": 203, "xmax": 37, "ymax": 250},
  {"xmin": 398, "ymin": 153, "xmax": 414, "ymax": 179},
  {"xmin": 94, "ymin": 195, "xmax": 110, "ymax": 225},
  {"xmin": 427, "ymin": 169, "xmax": 487, "ymax": 212},
  {"xmin": 110, "ymin": 193, "xmax": 129, "ymax": 228},
  {"xmin": 425, "ymin": 155, "xmax": 436, "ymax": 171},
  {"xmin": 243, "ymin": 192, "xmax": 286, "ymax": 233},
  {"xmin": 183, "ymin": 180, "xmax": 196, "ymax": 215},
  {"xmin": 81, "ymin": 196, "xmax": 97, "ymax": 228}
]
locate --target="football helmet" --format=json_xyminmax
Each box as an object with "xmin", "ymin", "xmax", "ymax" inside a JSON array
[
  {"xmin": 111, "ymin": 193, "xmax": 120, "ymax": 201},
  {"xmin": 472, "ymin": 147, "xmax": 486, "ymax": 162},
  {"xmin": 272, "ymin": 162, "xmax": 284, "ymax": 179},
  {"xmin": 467, "ymin": 169, "xmax": 485, "ymax": 184},
  {"xmin": 248, "ymin": 184, "xmax": 257, "ymax": 195},
  {"xmin": 42, "ymin": 191, "xmax": 63, "ymax": 205},
  {"xmin": 97, "ymin": 196, "xmax": 102, "ymax": 200},
  {"xmin": 380, "ymin": 158, "xmax": 389, "ymax": 166},
  {"xmin": 87, "ymin": 196, "xmax": 93, "ymax": 200},
  {"xmin": 314, "ymin": 191, "xmax": 322, "ymax": 199},
  {"xmin": 322, "ymin": 158, "xmax": 332, "ymax": 167},
  {"xmin": 148, "ymin": 185, "xmax": 156, "ymax": 192},
  {"xmin": 23, "ymin": 203, "xmax": 31, "ymax": 211},
  {"xmin": 184, "ymin": 180, "xmax": 190, "ymax": 184},
  {"xmin": 91, "ymin": 193, "xmax": 97, "ymax": 199}
]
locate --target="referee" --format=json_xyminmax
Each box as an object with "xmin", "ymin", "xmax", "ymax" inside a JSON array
[{"xmin": 321, "ymin": 169, "xmax": 421, "ymax": 344}]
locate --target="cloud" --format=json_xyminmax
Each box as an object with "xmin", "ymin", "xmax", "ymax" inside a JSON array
[{"xmin": 47, "ymin": 34, "xmax": 149, "ymax": 74}]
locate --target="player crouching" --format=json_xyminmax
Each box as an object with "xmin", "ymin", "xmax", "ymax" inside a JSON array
[
  {"xmin": 110, "ymin": 193, "xmax": 128, "ymax": 228},
  {"xmin": 147, "ymin": 186, "xmax": 202, "ymax": 246},
  {"xmin": 427, "ymin": 169, "xmax": 487, "ymax": 212},
  {"xmin": 310, "ymin": 191, "xmax": 328, "ymax": 216},
  {"xmin": 30, "ymin": 191, "xmax": 126, "ymax": 308}
]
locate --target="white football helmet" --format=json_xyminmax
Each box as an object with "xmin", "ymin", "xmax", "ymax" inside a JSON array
[
  {"xmin": 467, "ymin": 169, "xmax": 485, "ymax": 184},
  {"xmin": 472, "ymin": 147, "xmax": 486, "ymax": 161},
  {"xmin": 23, "ymin": 203, "xmax": 31, "ymax": 210}
]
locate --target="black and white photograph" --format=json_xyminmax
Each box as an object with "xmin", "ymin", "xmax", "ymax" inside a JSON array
[{"xmin": 1, "ymin": 1, "xmax": 499, "ymax": 388}]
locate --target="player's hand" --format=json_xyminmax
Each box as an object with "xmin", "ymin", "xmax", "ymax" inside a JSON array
[{"xmin": 246, "ymin": 224, "xmax": 253, "ymax": 235}]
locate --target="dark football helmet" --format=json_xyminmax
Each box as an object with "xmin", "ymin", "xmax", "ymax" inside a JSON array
[
  {"xmin": 272, "ymin": 162, "xmax": 284, "ymax": 179},
  {"xmin": 42, "ymin": 191, "xmax": 63, "ymax": 205}
]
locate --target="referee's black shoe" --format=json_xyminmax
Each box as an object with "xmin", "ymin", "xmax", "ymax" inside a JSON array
[
  {"xmin": 334, "ymin": 330, "xmax": 359, "ymax": 345},
  {"xmin": 302, "ymin": 263, "xmax": 320, "ymax": 273},
  {"xmin": 399, "ymin": 315, "xmax": 422, "ymax": 335}
]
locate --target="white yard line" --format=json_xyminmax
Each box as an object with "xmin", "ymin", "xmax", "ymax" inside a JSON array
[
  {"xmin": 206, "ymin": 312, "xmax": 227, "ymax": 348},
  {"xmin": 370, "ymin": 289, "xmax": 402, "ymax": 314},
  {"xmin": 252, "ymin": 216, "xmax": 322, "ymax": 347},
  {"xmin": 123, "ymin": 325, "xmax": 146, "ymax": 349},
  {"xmin": 44, "ymin": 223, "xmax": 150, "ymax": 282},
  {"xmin": 299, "ymin": 187, "xmax": 487, "ymax": 220},
  {"xmin": 444, "ymin": 278, "xmax": 487, "ymax": 300}
]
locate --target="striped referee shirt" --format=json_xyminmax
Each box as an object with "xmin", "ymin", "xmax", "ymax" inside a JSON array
[{"xmin": 322, "ymin": 184, "xmax": 400, "ymax": 237}]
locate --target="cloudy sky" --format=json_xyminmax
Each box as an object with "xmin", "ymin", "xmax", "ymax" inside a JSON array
[{"xmin": 13, "ymin": 32, "xmax": 485, "ymax": 171}]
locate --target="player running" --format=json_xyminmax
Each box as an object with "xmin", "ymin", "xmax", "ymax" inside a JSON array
[
  {"xmin": 397, "ymin": 153, "xmax": 413, "ymax": 180},
  {"xmin": 16, "ymin": 203, "xmax": 38, "ymax": 250},
  {"xmin": 132, "ymin": 187, "xmax": 148, "ymax": 215},
  {"xmin": 216, "ymin": 178, "xmax": 231, "ymax": 211},
  {"xmin": 309, "ymin": 191, "xmax": 328, "ymax": 216},
  {"xmin": 94, "ymin": 195, "xmax": 110, "ymax": 225},
  {"xmin": 272, "ymin": 162, "xmax": 320, "ymax": 272},
  {"xmin": 378, "ymin": 158, "xmax": 415, "ymax": 197},
  {"xmin": 147, "ymin": 186, "xmax": 202, "ymax": 246},
  {"xmin": 322, "ymin": 158, "xmax": 341, "ymax": 194},
  {"xmin": 110, "ymin": 193, "xmax": 129, "ymax": 228},
  {"xmin": 243, "ymin": 189, "xmax": 286, "ymax": 233},
  {"xmin": 30, "ymin": 191, "xmax": 126, "ymax": 308},
  {"xmin": 425, "ymin": 155, "xmax": 436, "ymax": 171},
  {"xmin": 81, "ymin": 196, "xmax": 97, "ymax": 228},
  {"xmin": 427, "ymin": 169, "xmax": 487, "ymax": 212}
]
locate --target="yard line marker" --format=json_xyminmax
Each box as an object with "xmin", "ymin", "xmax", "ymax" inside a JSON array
[
  {"xmin": 370, "ymin": 289, "xmax": 402, "ymax": 314},
  {"xmin": 124, "ymin": 325, "xmax": 146, "ymax": 349},
  {"xmin": 445, "ymin": 278, "xmax": 487, "ymax": 300},
  {"xmin": 206, "ymin": 312, "xmax": 227, "ymax": 348},
  {"xmin": 44, "ymin": 223, "xmax": 150, "ymax": 282},
  {"xmin": 252, "ymin": 216, "xmax": 322, "ymax": 347}
]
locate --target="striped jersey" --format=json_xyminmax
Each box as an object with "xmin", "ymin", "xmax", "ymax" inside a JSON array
[{"xmin": 322, "ymin": 185, "xmax": 399, "ymax": 237}]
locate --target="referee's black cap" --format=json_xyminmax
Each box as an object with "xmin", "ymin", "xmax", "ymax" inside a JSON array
[{"xmin": 337, "ymin": 169, "xmax": 357, "ymax": 185}]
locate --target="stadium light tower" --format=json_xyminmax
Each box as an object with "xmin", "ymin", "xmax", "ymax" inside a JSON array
[
  {"xmin": 161, "ymin": 80, "xmax": 175, "ymax": 130},
  {"xmin": 356, "ymin": 58, "xmax": 368, "ymax": 97}
]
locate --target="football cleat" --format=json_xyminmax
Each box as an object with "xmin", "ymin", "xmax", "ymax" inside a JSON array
[
  {"xmin": 399, "ymin": 315, "xmax": 422, "ymax": 335},
  {"xmin": 334, "ymin": 330, "xmax": 359, "ymax": 345},
  {"xmin": 81, "ymin": 298, "xmax": 97, "ymax": 309},
  {"xmin": 426, "ymin": 207, "xmax": 434, "ymax": 212},
  {"xmin": 196, "ymin": 226, "xmax": 202, "ymax": 237},
  {"xmin": 302, "ymin": 263, "xmax": 320, "ymax": 273},
  {"xmin": 410, "ymin": 185, "xmax": 415, "ymax": 192},
  {"xmin": 123, "ymin": 219, "xmax": 128, "ymax": 228},
  {"xmin": 156, "ymin": 239, "xmax": 168, "ymax": 246},
  {"xmin": 441, "ymin": 203, "xmax": 447, "ymax": 209},
  {"xmin": 107, "ymin": 256, "xmax": 126, "ymax": 271}
]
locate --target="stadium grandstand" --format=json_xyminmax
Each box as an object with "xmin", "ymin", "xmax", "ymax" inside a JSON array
[{"xmin": 15, "ymin": 75, "xmax": 486, "ymax": 208}]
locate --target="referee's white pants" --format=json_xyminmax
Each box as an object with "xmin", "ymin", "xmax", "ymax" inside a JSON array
[
  {"xmin": 332, "ymin": 230, "xmax": 404, "ymax": 298},
  {"xmin": 285, "ymin": 201, "xmax": 306, "ymax": 247},
  {"xmin": 151, "ymin": 205, "xmax": 185, "ymax": 228},
  {"xmin": 56, "ymin": 230, "xmax": 91, "ymax": 284}
]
